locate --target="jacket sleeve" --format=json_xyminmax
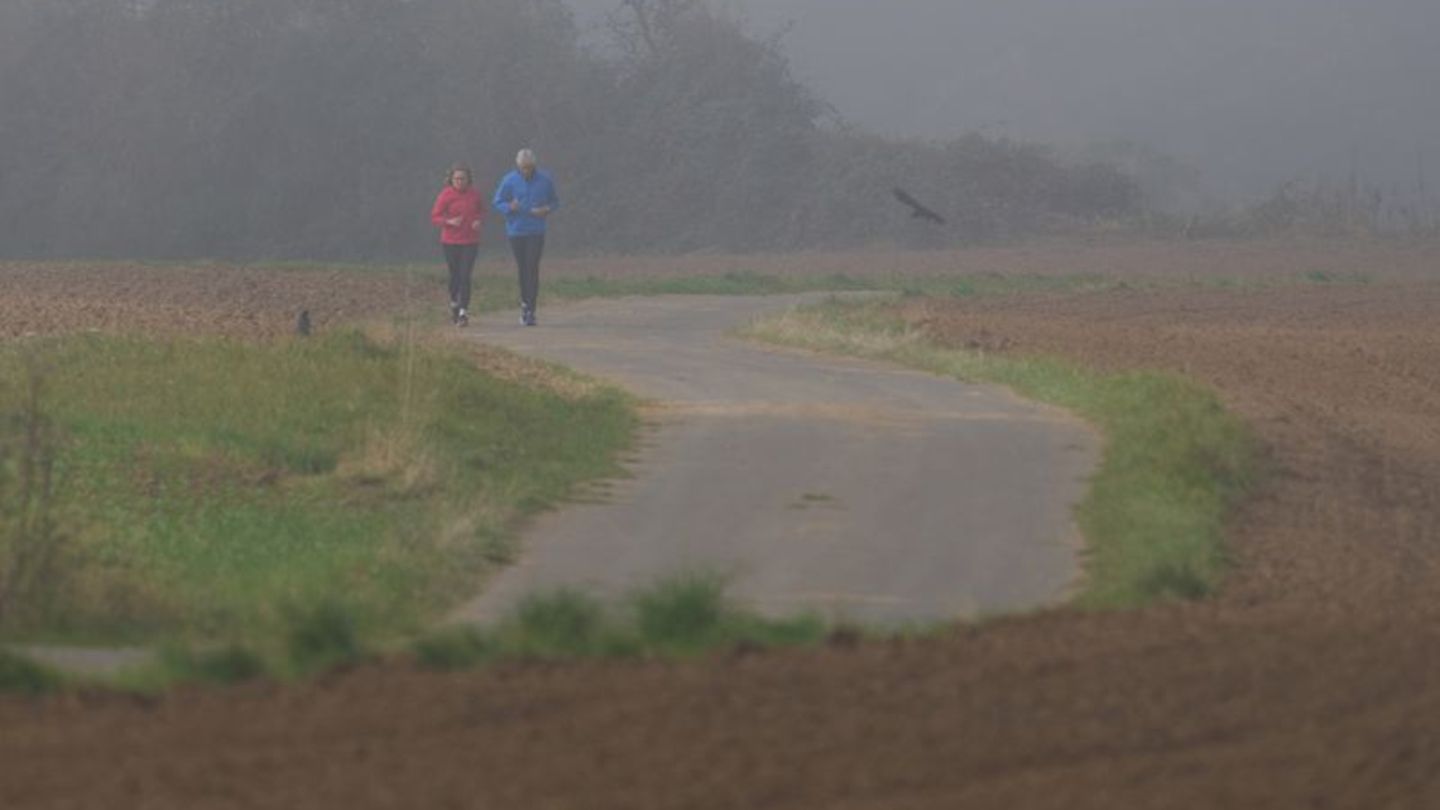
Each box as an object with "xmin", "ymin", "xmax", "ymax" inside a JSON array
[
  {"xmin": 544, "ymin": 176, "xmax": 560, "ymax": 211},
  {"xmin": 470, "ymin": 191, "xmax": 486, "ymax": 228},
  {"xmin": 492, "ymin": 177, "xmax": 512, "ymax": 215},
  {"xmin": 430, "ymin": 189, "xmax": 451, "ymax": 227}
]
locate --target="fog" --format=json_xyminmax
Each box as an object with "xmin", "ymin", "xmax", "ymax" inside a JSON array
[
  {"xmin": 572, "ymin": 0, "xmax": 1440, "ymax": 206},
  {"xmin": 2, "ymin": 0, "xmax": 1436, "ymax": 259}
]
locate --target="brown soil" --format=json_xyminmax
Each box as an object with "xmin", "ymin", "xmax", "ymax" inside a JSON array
[
  {"xmin": 0, "ymin": 261, "xmax": 430, "ymax": 341},
  {"xmin": 3, "ymin": 243, "xmax": 1440, "ymax": 808}
]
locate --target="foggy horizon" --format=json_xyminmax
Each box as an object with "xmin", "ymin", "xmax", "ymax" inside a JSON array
[
  {"xmin": 4, "ymin": 0, "xmax": 1436, "ymax": 258},
  {"xmin": 570, "ymin": 0, "xmax": 1440, "ymax": 207}
]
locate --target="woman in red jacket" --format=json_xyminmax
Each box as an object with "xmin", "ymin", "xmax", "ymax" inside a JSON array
[{"xmin": 430, "ymin": 163, "xmax": 485, "ymax": 326}]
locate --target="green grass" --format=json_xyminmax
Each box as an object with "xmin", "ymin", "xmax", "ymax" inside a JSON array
[
  {"xmin": 284, "ymin": 599, "xmax": 370, "ymax": 675},
  {"xmin": 212, "ymin": 257, "xmax": 1374, "ymax": 313},
  {"xmin": 371, "ymin": 257, "xmax": 1373, "ymax": 300},
  {"xmin": 0, "ymin": 648, "xmax": 63, "ymax": 695},
  {"xmin": 111, "ymin": 603, "xmax": 376, "ymax": 692},
  {"xmin": 151, "ymin": 642, "xmax": 269, "ymax": 686},
  {"xmin": 414, "ymin": 573, "xmax": 827, "ymax": 669},
  {"xmin": 540, "ymin": 271, "xmax": 1130, "ymax": 303},
  {"xmin": 106, "ymin": 573, "xmax": 827, "ymax": 690},
  {"xmin": 1303, "ymin": 269, "xmax": 1372, "ymax": 285},
  {"xmin": 745, "ymin": 298, "xmax": 1258, "ymax": 608},
  {"xmin": 412, "ymin": 623, "xmax": 496, "ymax": 670},
  {"xmin": 115, "ymin": 627, "xmax": 358, "ymax": 692},
  {"xmin": 632, "ymin": 572, "xmax": 731, "ymax": 652},
  {"xmin": 0, "ymin": 329, "xmax": 636, "ymax": 643}
]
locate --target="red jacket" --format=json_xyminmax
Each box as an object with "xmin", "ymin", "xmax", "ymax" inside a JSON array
[{"xmin": 431, "ymin": 185, "xmax": 485, "ymax": 245}]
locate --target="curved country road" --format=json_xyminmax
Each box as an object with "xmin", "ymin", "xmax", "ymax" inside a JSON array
[{"xmin": 459, "ymin": 295, "xmax": 1097, "ymax": 624}]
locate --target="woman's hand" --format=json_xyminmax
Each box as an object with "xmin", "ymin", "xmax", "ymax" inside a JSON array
[{"xmin": 445, "ymin": 216, "xmax": 462, "ymax": 227}]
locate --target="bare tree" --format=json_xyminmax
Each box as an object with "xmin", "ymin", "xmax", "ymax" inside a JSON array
[
  {"xmin": 606, "ymin": 0, "xmax": 702, "ymax": 59},
  {"xmin": 0, "ymin": 0, "xmax": 1141, "ymax": 259}
]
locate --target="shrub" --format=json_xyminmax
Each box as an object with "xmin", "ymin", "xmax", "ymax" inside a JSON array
[
  {"xmin": 0, "ymin": 648, "xmax": 62, "ymax": 695},
  {"xmin": 158, "ymin": 643, "xmax": 269, "ymax": 685},
  {"xmin": 413, "ymin": 624, "xmax": 495, "ymax": 671},
  {"xmin": 285, "ymin": 600, "xmax": 368, "ymax": 675},
  {"xmin": 632, "ymin": 572, "xmax": 729, "ymax": 651},
  {"xmin": 0, "ymin": 356, "xmax": 71, "ymax": 629}
]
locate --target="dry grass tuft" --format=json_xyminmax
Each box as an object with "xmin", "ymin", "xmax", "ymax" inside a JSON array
[
  {"xmin": 334, "ymin": 427, "xmax": 440, "ymax": 500},
  {"xmin": 461, "ymin": 343, "xmax": 609, "ymax": 402}
]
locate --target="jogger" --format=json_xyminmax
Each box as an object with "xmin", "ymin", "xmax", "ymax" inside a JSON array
[
  {"xmin": 493, "ymin": 148, "xmax": 559, "ymax": 326},
  {"xmin": 430, "ymin": 162, "xmax": 485, "ymax": 326}
]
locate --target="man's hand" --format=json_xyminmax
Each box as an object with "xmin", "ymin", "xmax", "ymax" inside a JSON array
[
  {"xmin": 507, "ymin": 199, "xmax": 522, "ymax": 213},
  {"xmin": 530, "ymin": 206, "xmax": 551, "ymax": 218}
]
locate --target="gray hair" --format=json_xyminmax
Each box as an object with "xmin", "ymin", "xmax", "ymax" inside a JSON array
[{"xmin": 516, "ymin": 148, "xmax": 537, "ymax": 168}]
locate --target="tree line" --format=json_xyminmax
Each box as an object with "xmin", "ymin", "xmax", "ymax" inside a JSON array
[{"xmin": 0, "ymin": 0, "xmax": 1141, "ymax": 260}]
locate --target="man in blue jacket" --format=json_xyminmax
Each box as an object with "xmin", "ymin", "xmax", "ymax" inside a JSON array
[{"xmin": 493, "ymin": 148, "xmax": 560, "ymax": 326}]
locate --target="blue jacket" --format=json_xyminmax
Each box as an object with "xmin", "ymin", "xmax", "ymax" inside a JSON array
[{"xmin": 492, "ymin": 168, "xmax": 560, "ymax": 237}]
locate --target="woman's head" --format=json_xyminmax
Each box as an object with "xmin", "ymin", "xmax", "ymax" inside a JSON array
[{"xmin": 448, "ymin": 163, "xmax": 472, "ymax": 190}]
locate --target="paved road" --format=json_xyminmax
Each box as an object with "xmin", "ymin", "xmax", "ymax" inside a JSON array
[{"xmin": 456, "ymin": 295, "xmax": 1098, "ymax": 625}]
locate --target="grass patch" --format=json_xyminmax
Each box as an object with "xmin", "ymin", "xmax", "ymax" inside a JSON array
[
  {"xmin": 632, "ymin": 572, "xmax": 731, "ymax": 652},
  {"xmin": 526, "ymin": 265, "xmax": 1369, "ymax": 302},
  {"xmin": 245, "ymin": 259, "xmax": 1154, "ymax": 309},
  {"xmin": 744, "ymin": 298, "xmax": 1258, "ymax": 608},
  {"xmin": 1303, "ymin": 269, "xmax": 1371, "ymax": 285},
  {"xmin": 284, "ymin": 599, "xmax": 370, "ymax": 676},
  {"xmin": 112, "ymin": 601, "xmax": 375, "ymax": 691},
  {"xmin": 116, "ymin": 573, "xmax": 830, "ymax": 687},
  {"xmin": 158, "ymin": 259, "xmax": 1375, "ymax": 330},
  {"xmin": 413, "ymin": 623, "xmax": 495, "ymax": 670},
  {"xmin": 414, "ymin": 573, "xmax": 827, "ymax": 669},
  {"xmin": 0, "ymin": 648, "xmax": 63, "ymax": 695},
  {"xmin": 501, "ymin": 589, "xmax": 615, "ymax": 657},
  {"xmin": 0, "ymin": 329, "xmax": 636, "ymax": 644},
  {"xmin": 153, "ymin": 642, "xmax": 269, "ymax": 686},
  {"xmin": 542, "ymin": 271, "xmax": 1129, "ymax": 303}
]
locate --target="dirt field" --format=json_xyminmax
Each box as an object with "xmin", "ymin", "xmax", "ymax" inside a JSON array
[
  {"xmin": 0, "ymin": 262, "xmax": 432, "ymax": 340},
  {"xmin": 3, "ymin": 242, "xmax": 1440, "ymax": 808}
]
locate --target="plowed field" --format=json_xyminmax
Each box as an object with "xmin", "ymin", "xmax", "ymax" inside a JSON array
[
  {"xmin": 3, "ymin": 242, "xmax": 1439, "ymax": 808},
  {"xmin": 0, "ymin": 262, "xmax": 427, "ymax": 340}
]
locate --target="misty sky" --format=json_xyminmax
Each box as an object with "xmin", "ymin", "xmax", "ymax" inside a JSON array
[{"xmin": 569, "ymin": 0, "xmax": 1440, "ymax": 204}]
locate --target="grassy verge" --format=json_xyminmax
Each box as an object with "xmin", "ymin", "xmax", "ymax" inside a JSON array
[
  {"xmin": 744, "ymin": 298, "xmax": 1258, "ymax": 608},
  {"xmin": 97, "ymin": 573, "xmax": 825, "ymax": 691},
  {"xmin": 0, "ymin": 648, "xmax": 63, "ymax": 695},
  {"xmin": 239, "ymin": 259, "xmax": 1373, "ymax": 312},
  {"xmin": 413, "ymin": 572, "xmax": 827, "ymax": 670},
  {"xmin": 461, "ymin": 269, "xmax": 1147, "ymax": 307},
  {"xmin": 0, "ymin": 328, "xmax": 635, "ymax": 644}
]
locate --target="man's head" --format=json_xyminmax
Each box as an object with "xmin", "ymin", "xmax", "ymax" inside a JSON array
[{"xmin": 516, "ymin": 148, "xmax": 537, "ymax": 179}]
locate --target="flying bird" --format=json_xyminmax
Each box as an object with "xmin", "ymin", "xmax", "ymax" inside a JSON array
[{"xmin": 892, "ymin": 187, "xmax": 946, "ymax": 224}]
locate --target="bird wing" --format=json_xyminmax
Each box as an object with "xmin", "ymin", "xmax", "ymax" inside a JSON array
[
  {"xmin": 893, "ymin": 187, "xmax": 921, "ymax": 209},
  {"xmin": 893, "ymin": 187, "xmax": 946, "ymax": 224}
]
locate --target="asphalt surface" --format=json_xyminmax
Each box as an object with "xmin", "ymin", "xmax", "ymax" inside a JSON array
[{"xmin": 457, "ymin": 295, "xmax": 1098, "ymax": 625}]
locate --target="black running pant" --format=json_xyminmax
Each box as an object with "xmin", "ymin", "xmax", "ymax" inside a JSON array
[
  {"xmin": 442, "ymin": 242, "xmax": 478, "ymax": 310},
  {"xmin": 509, "ymin": 234, "xmax": 545, "ymax": 312}
]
